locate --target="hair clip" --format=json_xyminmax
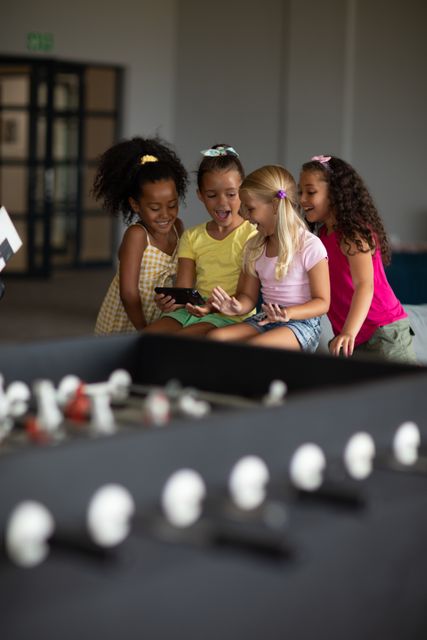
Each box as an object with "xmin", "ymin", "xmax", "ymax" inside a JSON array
[
  {"xmin": 311, "ymin": 155, "xmax": 331, "ymax": 165},
  {"xmin": 200, "ymin": 146, "xmax": 239, "ymax": 157},
  {"xmin": 140, "ymin": 155, "xmax": 159, "ymax": 165},
  {"xmin": 276, "ymin": 189, "xmax": 287, "ymax": 199}
]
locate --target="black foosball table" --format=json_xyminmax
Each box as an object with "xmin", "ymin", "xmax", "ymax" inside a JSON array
[{"xmin": 0, "ymin": 333, "xmax": 426, "ymax": 640}]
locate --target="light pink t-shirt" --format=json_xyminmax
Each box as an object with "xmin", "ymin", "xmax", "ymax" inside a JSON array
[
  {"xmin": 256, "ymin": 229, "xmax": 328, "ymax": 307},
  {"xmin": 319, "ymin": 227, "xmax": 407, "ymax": 345}
]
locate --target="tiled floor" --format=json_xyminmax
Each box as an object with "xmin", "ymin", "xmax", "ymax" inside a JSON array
[{"xmin": 0, "ymin": 267, "xmax": 115, "ymax": 344}]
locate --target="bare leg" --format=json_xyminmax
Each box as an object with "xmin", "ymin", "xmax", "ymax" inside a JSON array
[
  {"xmin": 208, "ymin": 323, "xmax": 259, "ymax": 342},
  {"xmin": 248, "ymin": 326, "xmax": 301, "ymax": 350},
  {"xmin": 178, "ymin": 322, "xmax": 219, "ymax": 337},
  {"xmin": 143, "ymin": 317, "xmax": 182, "ymax": 334}
]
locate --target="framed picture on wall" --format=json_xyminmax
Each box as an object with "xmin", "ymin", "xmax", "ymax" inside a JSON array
[{"xmin": 0, "ymin": 111, "xmax": 28, "ymax": 158}]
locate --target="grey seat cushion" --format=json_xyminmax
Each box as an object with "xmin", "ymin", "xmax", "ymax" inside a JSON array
[{"xmin": 317, "ymin": 305, "xmax": 427, "ymax": 364}]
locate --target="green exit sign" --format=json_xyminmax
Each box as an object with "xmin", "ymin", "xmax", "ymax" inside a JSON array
[{"xmin": 27, "ymin": 32, "xmax": 54, "ymax": 52}]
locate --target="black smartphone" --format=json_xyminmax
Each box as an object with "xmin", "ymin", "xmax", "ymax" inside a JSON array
[{"xmin": 154, "ymin": 287, "xmax": 205, "ymax": 306}]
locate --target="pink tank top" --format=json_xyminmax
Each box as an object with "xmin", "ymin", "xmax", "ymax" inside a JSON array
[{"xmin": 319, "ymin": 227, "xmax": 407, "ymax": 345}]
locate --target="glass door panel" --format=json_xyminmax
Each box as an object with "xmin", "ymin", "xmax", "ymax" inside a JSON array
[
  {"xmin": 0, "ymin": 110, "xmax": 29, "ymax": 160},
  {"xmin": 84, "ymin": 116, "xmax": 115, "ymax": 161},
  {"xmin": 53, "ymin": 117, "xmax": 79, "ymax": 161},
  {"xmin": 0, "ymin": 166, "xmax": 28, "ymax": 213},
  {"xmin": 0, "ymin": 57, "xmax": 122, "ymax": 275},
  {"xmin": 0, "ymin": 67, "xmax": 31, "ymax": 273}
]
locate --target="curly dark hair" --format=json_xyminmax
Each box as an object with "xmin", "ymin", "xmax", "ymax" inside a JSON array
[
  {"xmin": 92, "ymin": 136, "xmax": 189, "ymax": 225},
  {"xmin": 301, "ymin": 156, "xmax": 391, "ymax": 264},
  {"xmin": 197, "ymin": 143, "xmax": 245, "ymax": 189}
]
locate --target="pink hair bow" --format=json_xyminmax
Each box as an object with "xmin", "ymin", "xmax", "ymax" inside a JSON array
[{"xmin": 311, "ymin": 155, "xmax": 331, "ymax": 164}]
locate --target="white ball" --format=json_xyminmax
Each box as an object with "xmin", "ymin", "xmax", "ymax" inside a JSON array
[
  {"xmin": 343, "ymin": 432, "xmax": 376, "ymax": 480},
  {"xmin": 289, "ymin": 443, "xmax": 326, "ymax": 491},
  {"xmin": 161, "ymin": 469, "xmax": 206, "ymax": 527},
  {"xmin": 5, "ymin": 501, "xmax": 55, "ymax": 568},
  {"xmin": 393, "ymin": 421, "xmax": 421, "ymax": 465},
  {"xmin": 228, "ymin": 455, "xmax": 270, "ymax": 510},
  {"xmin": 87, "ymin": 484, "xmax": 135, "ymax": 547}
]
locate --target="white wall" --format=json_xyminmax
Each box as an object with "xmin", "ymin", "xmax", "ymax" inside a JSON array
[
  {"xmin": 283, "ymin": 0, "xmax": 427, "ymax": 244},
  {"xmin": 174, "ymin": 0, "xmax": 287, "ymax": 226},
  {"xmin": 1, "ymin": 0, "xmax": 426, "ymax": 242},
  {"xmin": 0, "ymin": 0, "xmax": 178, "ymax": 140}
]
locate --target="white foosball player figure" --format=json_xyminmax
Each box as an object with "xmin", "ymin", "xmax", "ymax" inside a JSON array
[
  {"xmin": 33, "ymin": 380, "xmax": 63, "ymax": 437},
  {"xmin": 0, "ymin": 375, "xmax": 31, "ymax": 441},
  {"xmin": 84, "ymin": 369, "xmax": 132, "ymax": 404},
  {"xmin": 89, "ymin": 393, "xmax": 117, "ymax": 435},
  {"xmin": 289, "ymin": 443, "xmax": 326, "ymax": 491},
  {"xmin": 176, "ymin": 393, "xmax": 210, "ymax": 419},
  {"xmin": 161, "ymin": 469, "xmax": 206, "ymax": 528},
  {"xmin": 393, "ymin": 421, "xmax": 421, "ymax": 466},
  {"xmin": 56, "ymin": 375, "xmax": 81, "ymax": 408},
  {"xmin": 343, "ymin": 432, "xmax": 376, "ymax": 480},
  {"xmin": 143, "ymin": 390, "xmax": 171, "ymax": 427},
  {"xmin": 5, "ymin": 501, "xmax": 55, "ymax": 568},
  {"xmin": 263, "ymin": 379, "xmax": 287, "ymax": 407},
  {"xmin": 228, "ymin": 455, "xmax": 270, "ymax": 510},
  {"xmin": 87, "ymin": 484, "xmax": 135, "ymax": 547}
]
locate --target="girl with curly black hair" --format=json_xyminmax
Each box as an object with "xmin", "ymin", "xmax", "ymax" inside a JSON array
[
  {"xmin": 299, "ymin": 155, "xmax": 415, "ymax": 363},
  {"xmin": 93, "ymin": 136, "xmax": 188, "ymax": 334}
]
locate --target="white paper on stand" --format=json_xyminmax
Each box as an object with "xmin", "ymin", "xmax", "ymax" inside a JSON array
[{"xmin": 0, "ymin": 206, "xmax": 23, "ymax": 272}]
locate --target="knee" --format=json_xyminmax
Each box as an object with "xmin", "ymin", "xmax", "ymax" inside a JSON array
[{"xmin": 208, "ymin": 327, "xmax": 231, "ymax": 341}]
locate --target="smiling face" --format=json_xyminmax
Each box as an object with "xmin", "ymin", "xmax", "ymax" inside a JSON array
[
  {"xmin": 240, "ymin": 191, "xmax": 276, "ymax": 237},
  {"xmin": 129, "ymin": 178, "xmax": 179, "ymax": 235},
  {"xmin": 197, "ymin": 169, "xmax": 242, "ymax": 229},
  {"xmin": 299, "ymin": 170, "xmax": 334, "ymax": 228}
]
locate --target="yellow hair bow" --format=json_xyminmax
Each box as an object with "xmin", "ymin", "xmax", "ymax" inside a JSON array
[{"xmin": 140, "ymin": 154, "xmax": 158, "ymax": 165}]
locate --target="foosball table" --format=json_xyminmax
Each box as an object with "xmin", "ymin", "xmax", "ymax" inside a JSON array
[{"xmin": 0, "ymin": 333, "xmax": 426, "ymax": 640}]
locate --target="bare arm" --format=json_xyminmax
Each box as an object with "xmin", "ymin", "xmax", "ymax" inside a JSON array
[
  {"xmin": 154, "ymin": 257, "xmax": 197, "ymax": 313},
  {"xmin": 260, "ymin": 258, "xmax": 330, "ymax": 324},
  {"xmin": 175, "ymin": 257, "xmax": 196, "ymax": 287},
  {"xmin": 118, "ymin": 226, "xmax": 148, "ymax": 330},
  {"xmin": 211, "ymin": 270, "xmax": 260, "ymax": 316},
  {"xmin": 329, "ymin": 243, "xmax": 374, "ymax": 357}
]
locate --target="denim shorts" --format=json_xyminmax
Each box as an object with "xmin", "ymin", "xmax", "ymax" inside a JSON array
[{"xmin": 243, "ymin": 312, "xmax": 322, "ymax": 353}]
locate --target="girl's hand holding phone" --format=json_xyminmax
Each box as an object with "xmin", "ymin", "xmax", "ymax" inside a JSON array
[{"xmin": 154, "ymin": 292, "xmax": 181, "ymax": 313}]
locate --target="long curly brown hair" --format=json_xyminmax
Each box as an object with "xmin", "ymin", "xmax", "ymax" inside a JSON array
[{"xmin": 301, "ymin": 156, "xmax": 391, "ymax": 264}]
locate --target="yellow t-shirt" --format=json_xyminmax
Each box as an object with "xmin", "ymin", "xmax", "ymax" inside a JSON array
[{"xmin": 178, "ymin": 220, "xmax": 257, "ymax": 321}]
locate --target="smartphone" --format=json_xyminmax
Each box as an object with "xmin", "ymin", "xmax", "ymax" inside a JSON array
[{"xmin": 154, "ymin": 287, "xmax": 205, "ymax": 306}]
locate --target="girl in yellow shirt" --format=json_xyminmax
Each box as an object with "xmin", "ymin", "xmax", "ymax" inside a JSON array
[{"xmin": 145, "ymin": 144, "xmax": 256, "ymax": 337}]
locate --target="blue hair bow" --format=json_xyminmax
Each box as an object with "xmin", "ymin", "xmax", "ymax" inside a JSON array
[{"xmin": 200, "ymin": 146, "xmax": 239, "ymax": 157}]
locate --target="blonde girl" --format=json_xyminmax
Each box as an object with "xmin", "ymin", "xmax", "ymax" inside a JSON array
[{"xmin": 209, "ymin": 165, "xmax": 330, "ymax": 351}]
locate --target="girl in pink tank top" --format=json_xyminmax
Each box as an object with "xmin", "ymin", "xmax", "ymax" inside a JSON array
[{"xmin": 299, "ymin": 155, "xmax": 416, "ymax": 363}]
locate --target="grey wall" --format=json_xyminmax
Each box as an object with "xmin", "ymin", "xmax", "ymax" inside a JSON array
[
  {"xmin": 174, "ymin": 0, "xmax": 286, "ymax": 225},
  {"xmin": 278, "ymin": 0, "xmax": 427, "ymax": 245},
  {"xmin": 0, "ymin": 0, "xmax": 178, "ymax": 140},
  {"xmin": 1, "ymin": 0, "xmax": 426, "ymax": 242}
]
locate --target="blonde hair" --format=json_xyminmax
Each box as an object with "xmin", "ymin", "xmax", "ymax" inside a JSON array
[{"xmin": 240, "ymin": 165, "xmax": 307, "ymax": 279}]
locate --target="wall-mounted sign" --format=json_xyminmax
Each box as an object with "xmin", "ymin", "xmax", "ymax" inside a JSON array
[{"xmin": 27, "ymin": 32, "xmax": 54, "ymax": 52}]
